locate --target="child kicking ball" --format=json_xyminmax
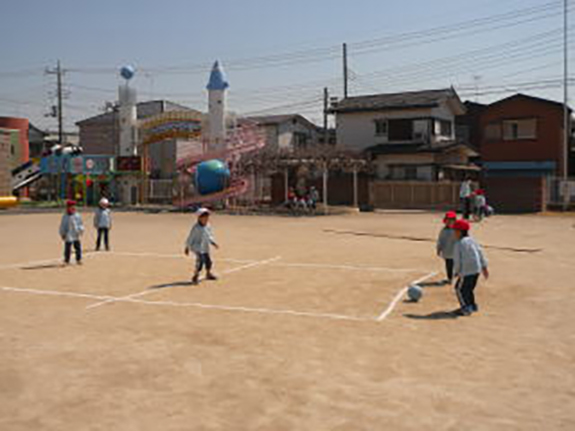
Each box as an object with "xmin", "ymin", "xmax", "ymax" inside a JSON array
[
  {"xmin": 59, "ymin": 200, "xmax": 84, "ymax": 265},
  {"xmin": 452, "ymin": 219, "xmax": 489, "ymax": 316},
  {"xmin": 436, "ymin": 211, "xmax": 458, "ymax": 284},
  {"xmin": 185, "ymin": 208, "xmax": 219, "ymax": 285}
]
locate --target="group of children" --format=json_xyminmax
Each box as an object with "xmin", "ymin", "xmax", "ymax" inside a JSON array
[
  {"xmin": 459, "ymin": 178, "xmax": 493, "ymax": 222},
  {"xmin": 59, "ymin": 193, "xmax": 488, "ymax": 316},
  {"xmin": 58, "ymin": 199, "xmax": 219, "ymax": 286},
  {"xmin": 286, "ymin": 186, "xmax": 320, "ymax": 213},
  {"xmin": 58, "ymin": 198, "xmax": 112, "ymax": 265},
  {"xmin": 436, "ymin": 211, "xmax": 489, "ymax": 316}
]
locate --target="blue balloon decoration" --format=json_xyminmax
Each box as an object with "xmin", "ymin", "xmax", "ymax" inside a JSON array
[
  {"xmin": 195, "ymin": 160, "xmax": 230, "ymax": 195},
  {"xmin": 120, "ymin": 65, "xmax": 136, "ymax": 80}
]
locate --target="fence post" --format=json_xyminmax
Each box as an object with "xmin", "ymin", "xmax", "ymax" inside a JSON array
[{"xmin": 352, "ymin": 166, "xmax": 359, "ymax": 208}]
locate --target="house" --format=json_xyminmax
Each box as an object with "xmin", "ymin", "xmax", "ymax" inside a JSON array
[
  {"xmin": 242, "ymin": 114, "xmax": 321, "ymax": 152},
  {"xmin": 330, "ymin": 88, "xmax": 478, "ymax": 181},
  {"xmin": 0, "ymin": 129, "xmax": 11, "ymax": 196},
  {"xmin": 479, "ymin": 93, "xmax": 572, "ymax": 212}
]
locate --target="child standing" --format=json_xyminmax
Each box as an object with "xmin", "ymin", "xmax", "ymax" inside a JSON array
[
  {"xmin": 185, "ymin": 208, "xmax": 219, "ymax": 285},
  {"xmin": 474, "ymin": 189, "xmax": 488, "ymax": 221},
  {"xmin": 93, "ymin": 197, "xmax": 112, "ymax": 251},
  {"xmin": 452, "ymin": 219, "xmax": 489, "ymax": 316},
  {"xmin": 436, "ymin": 211, "xmax": 458, "ymax": 284},
  {"xmin": 59, "ymin": 200, "xmax": 84, "ymax": 265}
]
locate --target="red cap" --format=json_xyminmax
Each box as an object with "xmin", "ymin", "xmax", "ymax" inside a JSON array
[
  {"xmin": 476, "ymin": 189, "xmax": 484, "ymax": 195},
  {"xmin": 66, "ymin": 200, "xmax": 77, "ymax": 207},
  {"xmin": 453, "ymin": 219, "xmax": 471, "ymax": 232},
  {"xmin": 444, "ymin": 211, "xmax": 457, "ymax": 221}
]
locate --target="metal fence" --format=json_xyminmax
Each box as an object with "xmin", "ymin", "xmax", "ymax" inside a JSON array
[{"xmin": 547, "ymin": 177, "xmax": 575, "ymax": 206}]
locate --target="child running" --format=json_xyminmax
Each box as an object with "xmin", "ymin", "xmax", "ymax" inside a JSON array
[
  {"xmin": 452, "ymin": 219, "xmax": 489, "ymax": 316},
  {"xmin": 185, "ymin": 208, "xmax": 219, "ymax": 285},
  {"xmin": 436, "ymin": 211, "xmax": 458, "ymax": 284},
  {"xmin": 59, "ymin": 200, "xmax": 84, "ymax": 265},
  {"xmin": 93, "ymin": 197, "xmax": 112, "ymax": 251}
]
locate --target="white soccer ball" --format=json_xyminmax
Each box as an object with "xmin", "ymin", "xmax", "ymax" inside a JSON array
[{"xmin": 407, "ymin": 284, "xmax": 423, "ymax": 302}]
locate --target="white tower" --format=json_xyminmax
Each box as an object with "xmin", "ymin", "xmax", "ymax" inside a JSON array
[
  {"xmin": 118, "ymin": 65, "xmax": 138, "ymax": 156},
  {"xmin": 207, "ymin": 60, "xmax": 229, "ymax": 152}
]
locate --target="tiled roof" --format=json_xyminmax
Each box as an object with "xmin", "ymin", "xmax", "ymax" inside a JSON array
[{"xmin": 330, "ymin": 88, "xmax": 460, "ymax": 113}]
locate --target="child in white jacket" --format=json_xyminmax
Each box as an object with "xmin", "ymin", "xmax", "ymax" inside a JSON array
[
  {"xmin": 436, "ymin": 211, "xmax": 458, "ymax": 284},
  {"xmin": 93, "ymin": 198, "xmax": 112, "ymax": 251},
  {"xmin": 185, "ymin": 208, "xmax": 219, "ymax": 285},
  {"xmin": 59, "ymin": 200, "xmax": 84, "ymax": 265},
  {"xmin": 452, "ymin": 219, "xmax": 489, "ymax": 316}
]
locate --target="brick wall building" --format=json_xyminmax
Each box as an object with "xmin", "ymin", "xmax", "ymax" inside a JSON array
[
  {"xmin": 0, "ymin": 130, "xmax": 11, "ymax": 196},
  {"xmin": 479, "ymin": 94, "xmax": 570, "ymax": 212}
]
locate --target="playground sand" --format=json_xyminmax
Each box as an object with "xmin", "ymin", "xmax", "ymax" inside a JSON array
[{"xmin": 0, "ymin": 211, "xmax": 574, "ymax": 430}]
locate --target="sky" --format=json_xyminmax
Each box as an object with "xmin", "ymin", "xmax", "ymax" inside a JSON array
[{"xmin": 0, "ymin": 0, "xmax": 572, "ymax": 131}]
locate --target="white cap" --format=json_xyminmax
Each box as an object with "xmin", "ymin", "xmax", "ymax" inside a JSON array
[
  {"xmin": 99, "ymin": 198, "xmax": 109, "ymax": 206},
  {"xmin": 196, "ymin": 207, "xmax": 210, "ymax": 217}
]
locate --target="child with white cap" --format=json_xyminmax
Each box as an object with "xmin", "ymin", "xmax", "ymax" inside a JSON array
[
  {"xmin": 93, "ymin": 197, "xmax": 112, "ymax": 251},
  {"xmin": 185, "ymin": 208, "xmax": 219, "ymax": 285}
]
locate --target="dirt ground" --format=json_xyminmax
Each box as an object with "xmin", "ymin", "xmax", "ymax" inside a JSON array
[{"xmin": 0, "ymin": 209, "xmax": 574, "ymax": 430}]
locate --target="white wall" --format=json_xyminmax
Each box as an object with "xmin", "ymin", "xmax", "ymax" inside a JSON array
[{"xmin": 336, "ymin": 102, "xmax": 456, "ymax": 152}]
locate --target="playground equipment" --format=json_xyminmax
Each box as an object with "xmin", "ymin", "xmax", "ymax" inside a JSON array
[
  {"xmin": 196, "ymin": 160, "xmax": 230, "ymax": 195},
  {"xmin": 0, "ymin": 196, "xmax": 18, "ymax": 209}
]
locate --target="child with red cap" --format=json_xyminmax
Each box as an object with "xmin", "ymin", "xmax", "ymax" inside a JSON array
[
  {"xmin": 452, "ymin": 219, "xmax": 489, "ymax": 315},
  {"xmin": 436, "ymin": 211, "xmax": 458, "ymax": 284},
  {"xmin": 59, "ymin": 200, "xmax": 85, "ymax": 265}
]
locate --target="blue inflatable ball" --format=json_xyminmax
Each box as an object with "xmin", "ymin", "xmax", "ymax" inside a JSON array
[
  {"xmin": 407, "ymin": 284, "xmax": 423, "ymax": 302},
  {"xmin": 120, "ymin": 65, "xmax": 136, "ymax": 80},
  {"xmin": 195, "ymin": 159, "xmax": 230, "ymax": 195}
]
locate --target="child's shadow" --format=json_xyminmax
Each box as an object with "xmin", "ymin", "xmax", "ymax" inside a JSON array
[
  {"xmin": 404, "ymin": 309, "xmax": 461, "ymax": 320},
  {"xmin": 149, "ymin": 281, "xmax": 194, "ymax": 290},
  {"xmin": 22, "ymin": 263, "xmax": 64, "ymax": 270}
]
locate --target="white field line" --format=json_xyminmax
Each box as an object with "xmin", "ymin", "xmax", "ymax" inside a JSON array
[
  {"xmin": 121, "ymin": 297, "xmax": 371, "ymax": 322},
  {"xmin": 0, "ymin": 252, "xmax": 98, "ymax": 271},
  {"xmin": 0, "ymin": 284, "xmax": 368, "ymax": 322},
  {"xmin": 85, "ymin": 256, "xmax": 282, "ymax": 310},
  {"xmin": 271, "ymin": 262, "xmax": 422, "ymax": 273},
  {"xmin": 0, "ymin": 285, "xmax": 114, "ymax": 301},
  {"xmin": 376, "ymin": 271, "xmax": 438, "ymax": 322},
  {"xmin": 102, "ymin": 251, "xmax": 256, "ymax": 264},
  {"xmin": 98, "ymin": 251, "xmax": 423, "ymax": 274}
]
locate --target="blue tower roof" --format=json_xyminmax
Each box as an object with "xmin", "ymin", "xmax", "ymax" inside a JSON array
[{"xmin": 206, "ymin": 61, "xmax": 229, "ymax": 91}]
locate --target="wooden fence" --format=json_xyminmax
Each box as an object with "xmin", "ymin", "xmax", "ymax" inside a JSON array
[{"xmin": 370, "ymin": 181, "xmax": 460, "ymax": 210}]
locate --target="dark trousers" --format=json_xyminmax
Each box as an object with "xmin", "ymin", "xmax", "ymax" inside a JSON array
[
  {"xmin": 444, "ymin": 259, "xmax": 454, "ymax": 281},
  {"xmin": 96, "ymin": 228, "xmax": 110, "ymax": 250},
  {"xmin": 195, "ymin": 253, "xmax": 213, "ymax": 273},
  {"xmin": 64, "ymin": 241, "xmax": 82, "ymax": 263},
  {"xmin": 455, "ymin": 274, "xmax": 479, "ymax": 308},
  {"xmin": 462, "ymin": 197, "xmax": 472, "ymax": 220}
]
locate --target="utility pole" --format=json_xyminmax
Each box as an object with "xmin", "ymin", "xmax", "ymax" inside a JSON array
[
  {"xmin": 323, "ymin": 87, "xmax": 329, "ymax": 141},
  {"xmin": 46, "ymin": 60, "xmax": 65, "ymax": 145},
  {"xmin": 343, "ymin": 43, "xmax": 349, "ymax": 99},
  {"xmin": 564, "ymin": 0, "xmax": 569, "ymax": 180},
  {"xmin": 563, "ymin": 0, "xmax": 570, "ymax": 209}
]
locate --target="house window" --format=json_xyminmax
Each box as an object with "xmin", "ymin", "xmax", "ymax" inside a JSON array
[
  {"xmin": 293, "ymin": 132, "xmax": 308, "ymax": 150},
  {"xmin": 405, "ymin": 166, "xmax": 418, "ymax": 180},
  {"xmin": 375, "ymin": 120, "xmax": 388, "ymax": 136},
  {"xmin": 388, "ymin": 119, "xmax": 413, "ymax": 141},
  {"xmin": 503, "ymin": 119, "xmax": 537, "ymax": 140},
  {"xmin": 440, "ymin": 120, "xmax": 452, "ymax": 137}
]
